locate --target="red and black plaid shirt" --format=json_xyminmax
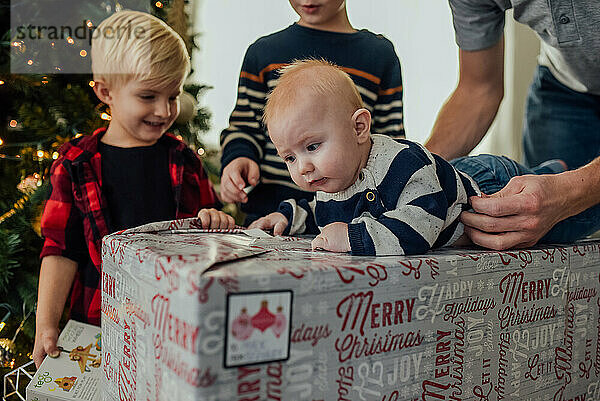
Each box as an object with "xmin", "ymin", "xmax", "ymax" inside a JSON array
[{"xmin": 40, "ymin": 127, "xmax": 218, "ymax": 325}]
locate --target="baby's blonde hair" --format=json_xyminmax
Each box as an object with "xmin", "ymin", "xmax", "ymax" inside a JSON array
[
  {"xmin": 263, "ymin": 58, "xmax": 363, "ymax": 126},
  {"xmin": 91, "ymin": 10, "xmax": 190, "ymax": 87}
]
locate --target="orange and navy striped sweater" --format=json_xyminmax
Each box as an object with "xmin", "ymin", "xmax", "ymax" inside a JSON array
[{"xmin": 220, "ymin": 23, "xmax": 405, "ymax": 222}]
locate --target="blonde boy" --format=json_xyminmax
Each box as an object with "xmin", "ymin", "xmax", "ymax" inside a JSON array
[
  {"xmin": 251, "ymin": 59, "xmax": 579, "ymax": 255},
  {"xmin": 33, "ymin": 11, "xmax": 233, "ymax": 368}
]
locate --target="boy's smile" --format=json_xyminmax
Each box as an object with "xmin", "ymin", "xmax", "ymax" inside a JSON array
[{"xmin": 97, "ymin": 79, "xmax": 182, "ymax": 147}]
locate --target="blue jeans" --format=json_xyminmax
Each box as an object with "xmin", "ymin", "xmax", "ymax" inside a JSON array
[
  {"xmin": 523, "ymin": 66, "xmax": 600, "ymax": 170},
  {"xmin": 451, "ymin": 154, "xmax": 600, "ymax": 244}
]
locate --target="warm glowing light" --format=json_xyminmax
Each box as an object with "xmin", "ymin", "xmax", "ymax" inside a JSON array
[
  {"xmin": 9, "ymin": 120, "xmax": 17, "ymax": 128},
  {"xmin": 79, "ymin": 50, "xmax": 87, "ymax": 57},
  {"xmin": 37, "ymin": 150, "xmax": 44, "ymax": 158},
  {"xmin": 75, "ymin": 133, "xmax": 83, "ymax": 138},
  {"xmin": 197, "ymin": 148, "xmax": 205, "ymax": 156},
  {"xmin": 11, "ymin": 41, "xmax": 21, "ymax": 47},
  {"xmin": 0, "ymin": 322, "xmax": 5, "ymax": 332},
  {"xmin": 0, "ymin": 139, "xmax": 3, "ymax": 146},
  {"xmin": 176, "ymin": 135, "xmax": 183, "ymax": 141},
  {"xmin": 67, "ymin": 37, "xmax": 74, "ymax": 44},
  {"xmin": 155, "ymin": 1, "xmax": 163, "ymax": 7},
  {"xmin": 87, "ymin": 20, "xmax": 93, "ymax": 28},
  {"xmin": 100, "ymin": 113, "xmax": 112, "ymax": 121},
  {"xmin": 41, "ymin": 77, "xmax": 48, "ymax": 84},
  {"xmin": 52, "ymin": 152, "xmax": 59, "ymax": 159},
  {"xmin": 27, "ymin": 60, "xmax": 33, "ymax": 65},
  {"xmin": 89, "ymin": 81, "xmax": 95, "ymax": 87},
  {"xmin": 0, "ymin": 80, "xmax": 4, "ymax": 85}
]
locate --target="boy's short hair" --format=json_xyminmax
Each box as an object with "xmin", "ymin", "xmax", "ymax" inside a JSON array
[
  {"xmin": 264, "ymin": 59, "xmax": 364, "ymax": 126},
  {"xmin": 91, "ymin": 10, "xmax": 190, "ymax": 87}
]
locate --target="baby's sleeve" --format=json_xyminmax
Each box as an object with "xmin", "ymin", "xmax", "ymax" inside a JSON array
[{"xmin": 277, "ymin": 197, "xmax": 319, "ymax": 236}]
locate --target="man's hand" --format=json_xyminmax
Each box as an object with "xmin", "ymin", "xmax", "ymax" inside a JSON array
[
  {"xmin": 220, "ymin": 157, "xmax": 260, "ymax": 203},
  {"xmin": 248, "ymin": 212, "xmax": 288, "ymax": 236},
  {"xmin": 197, "ymin": 208, "xmax": 236, "ymax": 229},
  {"xmin": 33, "ymin": 325, "xmax": 60, "ymax": 368},
  {"xmin": 461, "ymin": 175, "xmax": 568, "ymax": 250},
  {"xmin": 311, "ymin": 222, "xmax": 351, "ymax": 253}
]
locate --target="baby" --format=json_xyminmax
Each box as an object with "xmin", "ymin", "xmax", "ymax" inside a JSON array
[{"xmin": 250, "ymin": 59, "xmax": 482, "ymax": 255}]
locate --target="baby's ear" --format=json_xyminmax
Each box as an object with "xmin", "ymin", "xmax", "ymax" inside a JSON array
[
  {"xmin": 92, "ymin": 80, "xmax": 112, "ymax": 104},
  {"xmin": 352, "ymin": 108, "xmax": 371, "ymax": 143}
]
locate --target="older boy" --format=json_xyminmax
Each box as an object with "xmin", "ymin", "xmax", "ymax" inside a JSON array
[
  {"xmin": 250, "ymin": 59, "xmax": 594, "ymax": 255},
  {"xmin": 220, "ymin": 0, "xmax": 404, "ymax": 223},
  {"xmin": 33, "ymin": 11, "xmax": 234, "ymax": 368}
]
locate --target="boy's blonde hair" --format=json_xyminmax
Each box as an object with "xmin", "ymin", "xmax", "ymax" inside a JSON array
[
  {"xmin": 91, "ymin": 10, "xmax": 190, "ymax": 87},
  {"xmin": 264, "ymin": 59, "xmax": 364, "ymax": 126}
]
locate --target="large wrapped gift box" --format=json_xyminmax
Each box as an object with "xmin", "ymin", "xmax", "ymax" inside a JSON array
[{"xmin": 101, "ymin": 218, "xmax": 600, "ymax": 401}]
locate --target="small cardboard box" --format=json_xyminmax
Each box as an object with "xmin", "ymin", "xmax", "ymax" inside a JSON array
[{"xmin": 26, "ymin": 320, "xmax": 102, "ymax": 401}]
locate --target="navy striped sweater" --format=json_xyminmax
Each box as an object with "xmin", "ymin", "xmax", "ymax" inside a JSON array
[
  {"xmin": 277, "ymin": 135, "xmax": 480, "ymax": 256},
  {"xmin": 220, "ymin": 23, "xmax": 404, "ymax": 220}
]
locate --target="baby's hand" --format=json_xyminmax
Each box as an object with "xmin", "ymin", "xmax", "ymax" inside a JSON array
[
  {"xmin": 248, "ymin": 212, "xmax": 288, "ymax": 236},
  {"xmin": 197, "ymin": 208, "xmax": 236, "ymax": 229},
  {"xmin": 311, "ymin": 222, "xmax": 351, "ymax": 253},
  {"xmin": 33, "ymin": 325, "xmax": 60, "ymax": 368}
]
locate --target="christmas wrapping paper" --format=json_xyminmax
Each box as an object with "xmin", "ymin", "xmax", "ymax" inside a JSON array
[{"xmin": 101, "ymin": 218, "xmax": 600, "ymax": 401}]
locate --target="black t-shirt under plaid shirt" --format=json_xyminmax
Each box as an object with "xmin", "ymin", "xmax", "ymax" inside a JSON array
[{"xmin": 98, "ymin": 141, "xmax": 175, "ymax": 231}]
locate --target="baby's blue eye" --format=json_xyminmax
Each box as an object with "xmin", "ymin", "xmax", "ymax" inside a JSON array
[{"xmin": 306, "ymin": 143, "xmax": 320, "ymax": 152}]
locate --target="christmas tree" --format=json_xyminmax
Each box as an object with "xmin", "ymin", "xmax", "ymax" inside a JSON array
[{"xmin": 0, "ymin": 0, "xmax": 214, "ymax": 376}]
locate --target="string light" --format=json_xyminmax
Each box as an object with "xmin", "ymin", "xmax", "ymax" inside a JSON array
[
  {"xmin": 41, "ymin": 77, "xmax": 48, "ymax": 84},
  {"xmin": 36, "ymin": 150, "xmax": 44, "ymax": 158},
  {"xmin": 0, "ymin": 80, "xmax": 4, "ymax": 85},
  {"xmin": 80, "ymin": 50, "xmax": 87, "ymax": 57},
  {"xmin": 100, "ymin": 113, "xmax": 111, "ymax": 121},
  {"xmin": 86, "ymin": 20, "xmax": 93, "ymax": 28},
  {"xmin": 74, "ymin": 133, "xmax": 83, "ymax": 138},
  {"xmin": 52, "ymin": 152, "xmax": 59, "ymax": 159},
  {"xmin": 197, "ymin": 148, "xmax": 205, "ymax": 156},
  {"xmin": 9, "ymin": 120, "xmax": 17, "ymax": 128},
  {"xmin": 66, "ymin": 37, "xmax": 74, "ymax": 44},
  {"xmin": 0, "ymin": 194, "xmax": 30, "ymax": 225},
  {"xmin": 27, "ymin": 60, "xmax": 33, "ymax": 66},
  {"xmin": 0, "ymin": 138, "xmax": 3, "ymax": 146},
  {"xmin": 89, "ymin": 81, "xmax": 95, "ymax": 87},
  {"xmin": 155, "ymin": 1, "xmax": 163, "ymax": 7},
  {"xmin": 176, "ymin": 135, "xmax": 183, "ymax": 141}
]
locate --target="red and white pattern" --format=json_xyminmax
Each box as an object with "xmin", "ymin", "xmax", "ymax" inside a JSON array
[{"xmin": 101, "ymin": 218, "xmax": 600, "ymax": 401}]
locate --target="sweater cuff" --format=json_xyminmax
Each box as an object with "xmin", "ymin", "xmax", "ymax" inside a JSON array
[
  {"xmin": 221, "ymin": 139, "xmax": 260, "ymax": 172},
  {"xmin": 348, "ymin": 223, "xmax": 367, "ymax": 255},
  {"xmin": 276, "ymin": 202, "xmax": 293, "ymax": 236}
]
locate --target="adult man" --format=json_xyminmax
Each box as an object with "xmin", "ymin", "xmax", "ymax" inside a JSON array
[{"xmin": 426, "ymin": 0, "xmax": 600, "ymax": 250}]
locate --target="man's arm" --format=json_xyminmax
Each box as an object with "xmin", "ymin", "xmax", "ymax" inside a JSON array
[
  {"xmin": 33, "ymin": 255, "xmax": 77, "ymax": 368},
  {"xmin": 425, "ymin": 39, "xmax": 505, "ymax": 160},
  {"xmin": 462, "ymin": 157, "xmax": 600, "ymax": 249}
]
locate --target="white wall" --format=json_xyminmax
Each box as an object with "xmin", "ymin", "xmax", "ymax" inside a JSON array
[
  {"xmin": 191, "ymin": 0, "xmax": 459, "ymax": 148},
  {"xmin": 191, "ymin": 1, "xmax": 539, "ymax": 161}
]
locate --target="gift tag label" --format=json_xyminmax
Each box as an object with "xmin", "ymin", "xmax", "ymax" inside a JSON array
[{"xmin": 224, "ymin": 290, "xmax": 293, "ymax": 368}]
